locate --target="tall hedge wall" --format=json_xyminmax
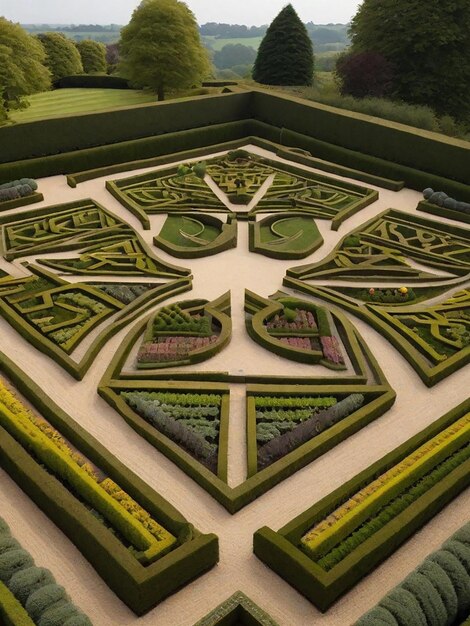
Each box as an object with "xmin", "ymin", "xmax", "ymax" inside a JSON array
[
  {"xmin": 250, "ymin": 90, "xmax": 470, "ymax": 185},
  {"xmin": 0, "ymin": 92, "xmax": 253, "ymax": 164},
  {"xmin": 0, "ymin": 89, "xmax": 468, "ymax": 192}
]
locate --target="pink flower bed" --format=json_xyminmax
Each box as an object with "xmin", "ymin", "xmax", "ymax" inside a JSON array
[
  {"xmin": 138, "ymin": 335, "xmax": 218, "ymax": 363},
  {"xmin": 267, "ymin": 309, "xmax": 317, "ymax": 331},
  {"xmin": 320, "ymin": 336, "xmax": 345, "ymax": 365},
  {"xmin": 280, "ymin": 337, "xmax": 312, "ymax": 350}
]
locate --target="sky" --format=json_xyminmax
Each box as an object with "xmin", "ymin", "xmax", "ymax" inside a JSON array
[{"xmin": 1, "ymin": 0, "xmax": 362, "ymax": 26}]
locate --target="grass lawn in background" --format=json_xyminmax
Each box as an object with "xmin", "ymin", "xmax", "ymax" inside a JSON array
[{"xmin": 10, "ymin": 88, "xmax": 158, "ymax": 123}]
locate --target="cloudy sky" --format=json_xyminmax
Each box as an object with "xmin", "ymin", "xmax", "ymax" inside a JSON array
[{"xmin": 1, "ymin": 0, "xmax": 362, "ymax": 26}]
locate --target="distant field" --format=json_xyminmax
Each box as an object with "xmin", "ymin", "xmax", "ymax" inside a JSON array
[
  {"xmin": 203, "ymin": 36, "xmax": 263, "ymax": 51},
  {"xmin": 11, "ymin": 89, "xmax": 157, "ymax": 123}
]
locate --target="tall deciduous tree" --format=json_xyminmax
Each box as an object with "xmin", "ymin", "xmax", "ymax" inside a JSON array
[
  {"xmin": 119, "ymin": 0, "xmax": 211, "ymax": 101},
  {"xmin": 75, "ymin": 40, "xmax": 107, "ymax": 74},
  {"xmin": 349, "ymin": 0, "xmax": 470, "ymax": 120},
  {"xmin": 0, "ymin": 18, "xmax": 51, "ymax": 114},
  {"xmin": 37, "ymin": 32, "xmax": 83, "ymax": 82},
  {"xmin": 253, "ymin": 4, "xmax": 314, "ymax": 86}
]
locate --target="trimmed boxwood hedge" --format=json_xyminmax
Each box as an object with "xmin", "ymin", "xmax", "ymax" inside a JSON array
[
  {"xmin": 0, "ymin": 264, "xmax": 192, "ymax": 380},
  {"xmin": 0, "ymin": 90, "xmax": 468, "ymax": 199},
  {"xmin": 0, "ymin": 581, "xmax": 35, "ymax": 626},
  {"xmin": 283, "ymin": 280, "xmax": 470, "ymax": 387},
  {"xmin": 416, "ymin": 200, "xmax": 470, "ymax": 225},
  {"xmin": 250, "ymin": 90, "xmax": 470, "ymax": 186},
  {"xmin": 253, "ymin": 399, "xmax": 470, "ymax": 612},
  {"xmin": 0, "ymin": 519, "xmax": 91, "ymax": 626},
  {"xmin": 0, "ymin": 352, "xmax": 219, "ymax": 615},
  {"xmin": 194, "ymin": 591, "xmax": 280, "ymax": 626},
  {"xmin": 99, "ymin": 302, "xmax": 395, "ymax": 513},
  {"xmin": 54, "ymin": 75, "xmax": 131, "ymax": 89},
  {"xmin": 0, "ymin": 92, "xmax": 253, "ymax": 164},
  {"xmin": 355, "ymin": 521, "xmax": 470, "ymax": 626}
]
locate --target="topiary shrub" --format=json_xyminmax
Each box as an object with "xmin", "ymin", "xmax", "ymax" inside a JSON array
[
  {"xmin": 401, "ymin": 573, "xmax": 448, "ymax": 626},
  {"xmin": 423, "ymin": 188, "xmax": 470, "ymax": 214},
  {"xmin": 0, "ymin": 536, "xmax": 21, "ymax": 555},
  {"xmin": 25, "ymin": 583, "xmax": 67, "ymax": 622},
  {"xmin": 379, "ymin": 588, "xmax": 427, "ymax": 626},
  {"xmin": 8, "ymin": 566, "xmax": 55, "ymax": 605},
  {"xmin": 0, "ymin": 549, "xmax": 34, "ymax": 584},
  {"xmin": 38, "ymin": 603, "xmax": 87, "ymax": 626},
  {"xmin": 429, "ymin": 551, "xmax": 470, "ymax": 615},
  {"xmin": 417, "ymin": 560, "xmax": 458, "ymax": 622}
]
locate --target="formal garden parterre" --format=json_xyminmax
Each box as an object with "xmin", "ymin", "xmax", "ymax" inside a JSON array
[{"xmin": 0, "ymin": 89, "xmax": 468, "ymax": 626}]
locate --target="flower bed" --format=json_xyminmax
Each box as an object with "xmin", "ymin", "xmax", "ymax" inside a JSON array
[
  {"xmin": 254, "ymin": 393, "xmax": 364, "ymax": 470},
  {"xmin": 254, "ymin": 399, "xmax": 470, "ymax": 611},
  {"xmin": 121, "ymin": 390, "xmax": 223, "ymax": 474},
  {"xmin": 247, "ymin": 293, "xmax": 346, "ymax": 370},
  {"xmin": 136, "ymin": 298, "xmax": 231, "ymax": 369},
  {"xmin": 0, "ymin": 377, "xmax": 177, "ymax": 565},
  {"xmin": 0, "ymin": 354, "xmax": 219, "ymax": 615}
]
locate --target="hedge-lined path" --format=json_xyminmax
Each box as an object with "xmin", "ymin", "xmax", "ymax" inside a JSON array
[{"xmin": 0, "ymin": 144, "xmax": 468, "ymax": 625}]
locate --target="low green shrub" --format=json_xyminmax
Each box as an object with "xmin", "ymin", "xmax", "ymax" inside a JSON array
[
  {"xmin": 304, "ymin": 87, "xmax": 470, "ymax": 138},
  {"xmin": 356, "ymin": 522, "xmax": 470, "ymax": 625},
  {"xmin": 0, "ymin": 551, "xmax": 34, "ymax": 584},
  {"xmin": 429, "ymin": 551, "xmax": 470, "ymax": 614},
  {"xmin": 54, "ymin": 75, "xmax": 131, "ymax": 89},
  {"xmin": 9, "ymin": 568, "xmax": 55, "ymax": 605},
  {"xmin": 380, "ymin": 588, "xmax": 427, "ymax": 626},
  {"xmin": 0, "ymin": 538, "xmax": 20, "ymax": 555},
  {"xmin": 24, "ymin": 584, "xmax": 67, "ymax": 622},
  {"xmin": 38, "ymin": 603, "xmax": 82, "ymax": 626}
]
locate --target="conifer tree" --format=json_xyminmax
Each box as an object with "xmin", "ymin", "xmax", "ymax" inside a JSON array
[{"xmin": 253, "ymin": 4, "xmax": 314, "ymax": 86}]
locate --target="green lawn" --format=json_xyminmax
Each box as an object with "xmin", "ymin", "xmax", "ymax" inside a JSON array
[
  {"xmin": 11, "ymin": 89, "xmax": 158, "ymax": 123},
  {"xmin": 203, "ymin": 36, "xmax": 263, "ymax": 51}
]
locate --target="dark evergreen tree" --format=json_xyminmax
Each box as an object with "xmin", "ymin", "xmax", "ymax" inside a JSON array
[
  {"xmin": 253, "ymin": 4, "xmax": 314, "ymax": 86},
  {"xmin": 349, "ymin": 0, "xmax": 470, "ymax": 120}
]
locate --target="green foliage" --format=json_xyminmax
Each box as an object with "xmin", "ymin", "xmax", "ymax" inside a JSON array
[
  {"xmin": 283, "ymin": 307, "xmax": 297, "ymax": 322},
  {"xmin": 253, "ymin": 4, "xmax": 314, "ymax": 86},
  {"xmin": 75, "ymin": 40, "xmax": 106, "ymax": 74},
  {"xmin": 304, "ymin": 86, "xmax": 470, "ymax": 137},
  {"xmin": 37, "ymin": 604, "xmax": 82, "ymax": 626},
  {"xmin": 24, "ymin": 584, "xmax": 67, "ymax": 622},
  {"xmin": 317, "ymin": 444, "xmax": 470, "ymax": 570},
  {"xmin": 213, "ymin": 44, "xmax": 256, "ymax": 70},
  {"xmin": 0, "ymin": 18, "xmax": 51, "ymax": 116},
  {"xmin": 122, "ymin": 390, "xmax": 220, "ymax": 472},
  {"xmin": 349, "ymin": 0, "xmax": 470, "ymax": 120},
  {"xmin": 36, "ymin": 33, "xmax": 83, "ymax": 82},
  {"xmin": 0, "ymin": 550, "xmax": 34, "ymax": 584},
  {"xmin": 380, "ymin": 588, "xmax": 427, "ymax": 626},
  {"xmin": 8, "ymin": 568, "xmax": 55, "ymax": 606},
  {"xmin": 152, "ymin": 304, "xmax": 212, "ymax": 335},
  {"xmin": 343, "ymin": 234, "xmax": 361, "ymax": 248},
  {"xmin": 119, "ymin": 0, "xmax": 211, "ymax": 100}
]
